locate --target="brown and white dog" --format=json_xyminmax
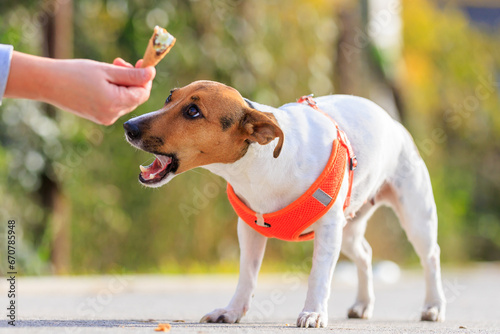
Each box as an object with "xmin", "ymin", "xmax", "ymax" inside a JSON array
[{"xmin": 124, "ymin": 80, "xmax": 446, "ymax": 328}]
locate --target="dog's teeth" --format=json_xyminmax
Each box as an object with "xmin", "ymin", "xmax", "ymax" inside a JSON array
[
  {"xmin": 140, "ymin": 165, "xmax": 148, "ymax": 173},
  {"xmin": 149, "ymin": 170, "xmax": 162, "ymax": 179}
]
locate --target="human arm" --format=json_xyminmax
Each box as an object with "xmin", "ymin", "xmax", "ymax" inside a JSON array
[
  {"xmin": 0, "ymin": 44, "xmax": 14, "ymax": 106},
  {"xmin": 4, "ymin": 51, "xmax": 156, "ymax": 125}
]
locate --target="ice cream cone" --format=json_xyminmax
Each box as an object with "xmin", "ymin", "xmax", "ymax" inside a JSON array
[{"xmin": 141, "ymin": 26, "xmax": 176, "ymax": 68}]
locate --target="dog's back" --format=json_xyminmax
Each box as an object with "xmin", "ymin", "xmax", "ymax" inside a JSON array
[{"xmin": 259, "ymin": 95, "xmax": 413, "ymax": 214}]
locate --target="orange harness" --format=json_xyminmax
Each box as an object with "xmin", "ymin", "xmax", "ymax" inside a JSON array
[{"xmin": 227, "ymin": 96, "xmax": 357, "ymax": 242}]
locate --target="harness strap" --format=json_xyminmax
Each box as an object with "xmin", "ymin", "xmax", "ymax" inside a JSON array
[
  {"xmin": 226, "ymin": 96, "xmax": 357, "ymax": 242},
  {"xmin": 227, "ymin": 139, "xmax": 346, "ymax": 241},
  {"xmin": 296, "ymin": 95, "xmax": 357, "ymax": 209}
]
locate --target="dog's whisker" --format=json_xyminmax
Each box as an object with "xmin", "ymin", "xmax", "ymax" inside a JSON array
[
  {"xmin": 188, "ymin": 169, "xmax": 206, "ymax": 176},
  {"xmin": 141, "ymin": 157, "xmax": 156, "ymax": 166}
]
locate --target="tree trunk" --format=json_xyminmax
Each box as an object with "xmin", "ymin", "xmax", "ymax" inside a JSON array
[
  {"xmin": 41, "ymin": 0, "xmax": 74, "ymax": 274},
  {"xmin": 335, "ymin": 2, "xmax": 366, "ymax": 97}
]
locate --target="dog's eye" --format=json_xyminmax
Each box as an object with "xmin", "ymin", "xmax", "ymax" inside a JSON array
[
  {"xmin": 165, "ymin": 92, "xmax": 173, "ymax": 104},
  {"xmin": 184, "ymin": 105, "xmax": 202, "ymax": 119}
]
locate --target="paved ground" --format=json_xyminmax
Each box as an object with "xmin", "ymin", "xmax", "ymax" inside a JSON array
[{"xmin": 1, "ymin": 262, "xmax": 499, "ymax": 333}]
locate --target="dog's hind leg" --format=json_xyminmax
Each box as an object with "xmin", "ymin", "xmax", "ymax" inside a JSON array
[
  {"xmin": 200, "ymin": 219, "xmax": 267, "ymax": 324},
  {"xmin": 341, "ymin": 200, "xmax": 380, "ymax": 319},
  {"xmin": 386, "ymin": 153, "xmax": 446, "ymax": 322}
]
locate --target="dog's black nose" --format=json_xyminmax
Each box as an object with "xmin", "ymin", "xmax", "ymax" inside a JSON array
[{"xmin": 123, "ymin": 121, "xmax": 141, "ymax": 140}]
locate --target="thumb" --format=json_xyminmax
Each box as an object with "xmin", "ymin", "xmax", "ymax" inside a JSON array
[{"xmin": 106, "ymin": 65, "xmax": 155, "ymax": 86}]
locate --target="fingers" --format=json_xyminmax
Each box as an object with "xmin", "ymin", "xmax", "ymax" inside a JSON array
[
  {"xmin": 112, "ymin": 80, "xmax": 152, "ymax": 117},
  {"xmin": 135, "ymin": 59, "xmax": 156, "ymax": 75},
  {"xmin": 96, "ymin": 58, "xmax": 155, "ymax": 125},
  {"xmin": 112, "ymin": 57, "xmax": 133, "ymax": 68},
  {"xmin": 123, "ymin": 85, "xmax": 151, "ymax": 107},
  {"xmin": 106, "ymin": 65, "xmax": 156, "ymax": 86}
]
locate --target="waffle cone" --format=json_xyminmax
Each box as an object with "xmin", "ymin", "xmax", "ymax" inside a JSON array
[{"xmin": 141, "ymin": 27, "xmax": 176, "ymax": 68}]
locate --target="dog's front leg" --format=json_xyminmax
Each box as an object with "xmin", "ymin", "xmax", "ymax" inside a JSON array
[
  {"xmin": 200, "ymin": 218, "xmax": 267, "ymax": 323},
  {"xmin": 297, "ymin": 209, "xmax": 345, "ymax": 328}
]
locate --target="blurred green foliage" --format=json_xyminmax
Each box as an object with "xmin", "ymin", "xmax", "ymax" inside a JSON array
[
  {"xmin": 402, "ymin": 0, "xmax": 500, "ymax": 262},
  {"xmin": 0, "ymin": 0, "xmax": 499, "ymax": 275}
]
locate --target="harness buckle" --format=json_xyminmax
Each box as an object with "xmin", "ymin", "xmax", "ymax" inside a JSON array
[
  {"xmin": 350, "ymin": 156, "xmax": 358, "ymax": 171},
  {"xmin": 297, "ymin": 94, "xmax": 318, "ymax": 110},
  {"xmin": 255, "ymin": 213, "xmax": 271, "ymax": 228},
  {"xmin": 254, "ymin": 220, "xmax": 271, "ymax": 228}
]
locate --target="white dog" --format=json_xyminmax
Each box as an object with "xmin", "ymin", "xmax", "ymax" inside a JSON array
[{"xmin": 124, "ymin": 80, "xmax": 446, "ymax": 328}]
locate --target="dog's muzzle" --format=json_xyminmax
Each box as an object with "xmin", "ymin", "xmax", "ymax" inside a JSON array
[{"xmin": 123, "ymin": 120, "xmax": 142, "ymax": 141}]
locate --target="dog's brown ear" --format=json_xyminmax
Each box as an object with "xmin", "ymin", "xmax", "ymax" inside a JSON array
[{"xmin": 241, "ymin": 108, "xmax": 284, "ymax": 158}]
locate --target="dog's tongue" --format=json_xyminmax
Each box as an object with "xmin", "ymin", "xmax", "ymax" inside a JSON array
[{"xmin": 140, "ymin": 156, "xmax": 172, "ymax": 180}]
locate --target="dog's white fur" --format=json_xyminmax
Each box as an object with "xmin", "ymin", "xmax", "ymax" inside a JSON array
[
  {"xmin": 201, "ymin": 95, "xmax": 446, "ymax": 327},
  {"xmin": 127, "ymin": 91, "xmax": 446, "ymax": 327}
]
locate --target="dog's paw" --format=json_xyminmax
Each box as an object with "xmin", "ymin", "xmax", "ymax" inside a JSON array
[
  {"xmin": 296, "ymin": 311, "xmax": 328, "ymax": 328},
  {"xmin": 200, "ymin": 308, "xmax": 243, "ymax": 324},
  {"xmin": 347, "ymin": 301, "xmax": 374, "ymax": 319},
  {"xmin": 421, "ymin": 304, "xmax": 445, "ymax": 322}
]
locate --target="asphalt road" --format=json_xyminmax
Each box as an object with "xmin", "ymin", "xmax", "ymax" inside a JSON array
[{"xmin": 1, "ymin": 262, "xmax": 499, "ymax": 333}]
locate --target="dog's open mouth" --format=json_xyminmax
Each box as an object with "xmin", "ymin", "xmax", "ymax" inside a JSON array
[{"xmin": 138, "ymin": 154, "xmax": 178, "ymax": 184}]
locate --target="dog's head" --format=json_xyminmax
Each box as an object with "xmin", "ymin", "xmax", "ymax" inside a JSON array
[{"xmin": 124, "ymin": 80, "xmax": 284, "ymax": 187}]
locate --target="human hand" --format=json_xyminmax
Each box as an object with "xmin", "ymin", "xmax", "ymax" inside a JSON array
[
  {"xmin": 5, "ymin": 52, "xmax": 156, "ymax": 125},
  {"xmin": 47, "ymin": 57, "xmax": 156, "ymax": 125}
]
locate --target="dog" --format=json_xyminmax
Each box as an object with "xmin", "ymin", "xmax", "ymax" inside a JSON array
[{"xmin": 123, "ymin": 80, "xmax": 446, "ymax": 328}]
